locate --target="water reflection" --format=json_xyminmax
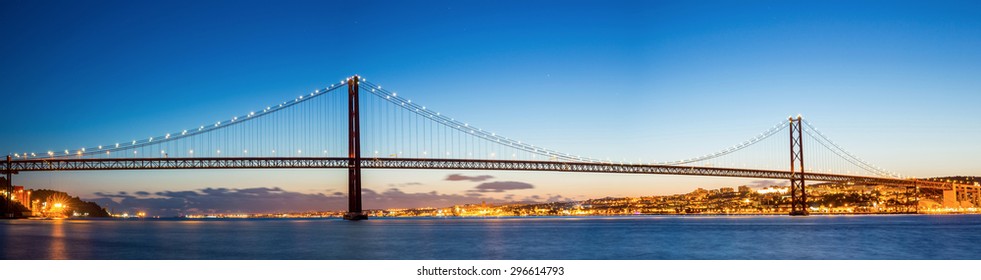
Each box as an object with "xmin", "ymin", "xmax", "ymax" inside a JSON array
[
  {"xmin": 2, "ymin": 216, "xmax": 981, "ymax": 259},
  {"xmin": 49, "ymin": 220, "xmax": 66, "ymax": 259}
]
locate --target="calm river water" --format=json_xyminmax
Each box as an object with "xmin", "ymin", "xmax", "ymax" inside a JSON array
[{"xmin": 2, "ymin": 215, "xmax": 979, "ymax": 259}]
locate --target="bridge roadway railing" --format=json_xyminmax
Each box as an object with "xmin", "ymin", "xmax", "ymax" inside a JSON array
[{"xmin": 3, "ymin": 157, "xmax": 946, "ymax": 188}]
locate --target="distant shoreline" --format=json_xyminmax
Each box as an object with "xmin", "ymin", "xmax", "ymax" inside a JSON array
[{"xmin": 6, "ymin": 212, "xmax": 973, "ymax": 220}]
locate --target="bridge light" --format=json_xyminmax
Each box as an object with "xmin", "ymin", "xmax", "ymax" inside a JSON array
[
  {"xmin": 199, "ymin": 126, "xmax": 204, "ymax": 131},
  {"xmin": 149, "ymin": 137, "xmax": 153, "ymax": 142},
  {"xmin": 98, "ymin": 145, "xmax": 102, "ymax": 149},
  {"xmin": 244, "ymin": 150, "xmax": 248, "ymax": 154},
  {"xmin": 48, "ymin": 151, "xmax": 53, "ymax": 156},
  {"xmin": 217, "ymin": 150, "xmax": 221, "ymax": 155},
  {"xmin": 272, "ymin": 150, "xmax": 276, "ymax": 154},
  {"xmin": 377, "ymin": 85, "xmax": 381, "ymax": 89},
  {"xmin": 189, "ymin": 150, "xmax": 194, "ymax": 155},
  {"xmin": 116, "ymin": 143, "xmax": 120, "ymax": 148},
  {"xmin": 165, "ymin": 134, "xmax": 170, "ymax": 139},
  {"xmin": 182, "ymin": 130, "xmax": 187, "ymax": 135},
  {"xmin": 392, "ymin": 92, "xmax": 397, "ymax": 96},
  {"xmin": 297, "ymin": 150, "xmax": 302, "ymax": 154}
]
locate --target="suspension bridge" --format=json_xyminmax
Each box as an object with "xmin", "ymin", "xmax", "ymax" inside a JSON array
[{"xmin": 2, "ymin": 75, "xmax": 958, "ymax": 219}]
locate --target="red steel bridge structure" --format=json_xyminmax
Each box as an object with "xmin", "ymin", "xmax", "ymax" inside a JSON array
[{"xmin": 2, "ymin": 75, "xmax": 952, "ymax": 219}]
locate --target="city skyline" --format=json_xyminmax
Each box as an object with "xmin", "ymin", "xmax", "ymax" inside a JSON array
[{"xmin": 3, "ymin": 1, "xmax": 980, "ymax": 214}]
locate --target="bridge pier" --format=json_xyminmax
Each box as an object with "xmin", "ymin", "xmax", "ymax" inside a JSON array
[{"xmin": 344, "ymin": 76, "xmax": 367, "ymax": 221}]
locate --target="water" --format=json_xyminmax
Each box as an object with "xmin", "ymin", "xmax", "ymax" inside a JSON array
[{"xmin": 2, "ymin": 215, "xmax": 980, "ymax": 259}]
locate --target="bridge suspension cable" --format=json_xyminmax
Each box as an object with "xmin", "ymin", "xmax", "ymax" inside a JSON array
[
  {"xmin": 357, "ymin": 79, "xmax": 601, "ymax": 163},
  {"xmin": 801, "ymin": 120, "xmax": 901, "ymax": 178},
  {"xmin": 658, "ymin": 120, "xmax": 790, "ymax": 166},
  {"xmin": 5, "ymin": 75, "xmax": 906, "ymax": 182}
]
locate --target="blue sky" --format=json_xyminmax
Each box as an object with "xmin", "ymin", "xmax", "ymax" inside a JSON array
[{"xmin": 2, "ymin": 1, "xmax": 980, "ymax": 214}]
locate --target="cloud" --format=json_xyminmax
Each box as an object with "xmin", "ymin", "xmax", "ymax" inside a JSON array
[
  {"xmin": 445, "ymin": 174, "xmax": 494, "ymax": 182},
  {"xmin": 387, "ymin": 182, "xmax": 423, "ymax": 188},
  {"xmin": 545, "ymin": 194, "xmax": 570, "ymax": 202},
  {"xmin": 749, "ymin": 180, "xmax": 780, "ymax": 188},
  {"xmin": 92, "ymin": 186, "xmax": 513, "ymax": 217},
  {"xmin": 363, "ymin": 188, "xmax": 509, "ymax": 209},
  {"xmin": 134, "ymin": 191, "xmax": 151, "ymax": 196},
  {"xmin": 93, "ymin": 191, "xmax": 133, "ymax": 198},
  {"xmin": 471, "ymin": 181, "xmax": 534, "ymax": 193}
]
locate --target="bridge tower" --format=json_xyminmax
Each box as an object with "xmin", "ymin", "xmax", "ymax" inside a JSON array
[
  {"xmin": 3, "ymin": 155, "xmax": 12, "ymax": 218},
  {"xmin": 789, "ymin": 115, "xmax": 807, "ymax": 216},
  {"xmin": 344, "ymin": 76, "xmax": 368, "ymax": 221}
]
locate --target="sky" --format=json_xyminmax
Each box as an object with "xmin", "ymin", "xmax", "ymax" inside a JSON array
[{"xmin": 2, "ymin": 0, "xmax": 980, "ymax": 215}]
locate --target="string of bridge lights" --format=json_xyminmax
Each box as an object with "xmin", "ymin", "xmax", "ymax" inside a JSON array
[
  {"xmin": 801, "ymin": 119, "xmax": 902, "ymax": 179},
  {"xmin": 657, "ymin": 120, "xmax": 791, "ymax": 166},
  {"xmin": 10, "ymin": 76, "xmax": 603, "ymax": 163},
  {"xmin": 11, "ymin": 78, "xmax": 351, "ymax": 160},
  {"xmin": 803, "ymin": 130, "xmax": 896, "ymax": 178},
  {"xmin": 358, "ymin": 79, "xmax": 601, "ymax": 163},
  {"xmin": 4, "ymin": 76, "xmax": 907, "ymax": 181}
]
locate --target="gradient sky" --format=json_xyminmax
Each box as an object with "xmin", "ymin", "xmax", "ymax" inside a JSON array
[{"xmin": 2, "ymin": 1, "xmax": 980, "ymax": 214}]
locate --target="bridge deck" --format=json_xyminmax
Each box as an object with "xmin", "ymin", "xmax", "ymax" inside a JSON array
[{"xmin": 3, "ymin": 157, "xmax": 946, "ymax": 189}]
